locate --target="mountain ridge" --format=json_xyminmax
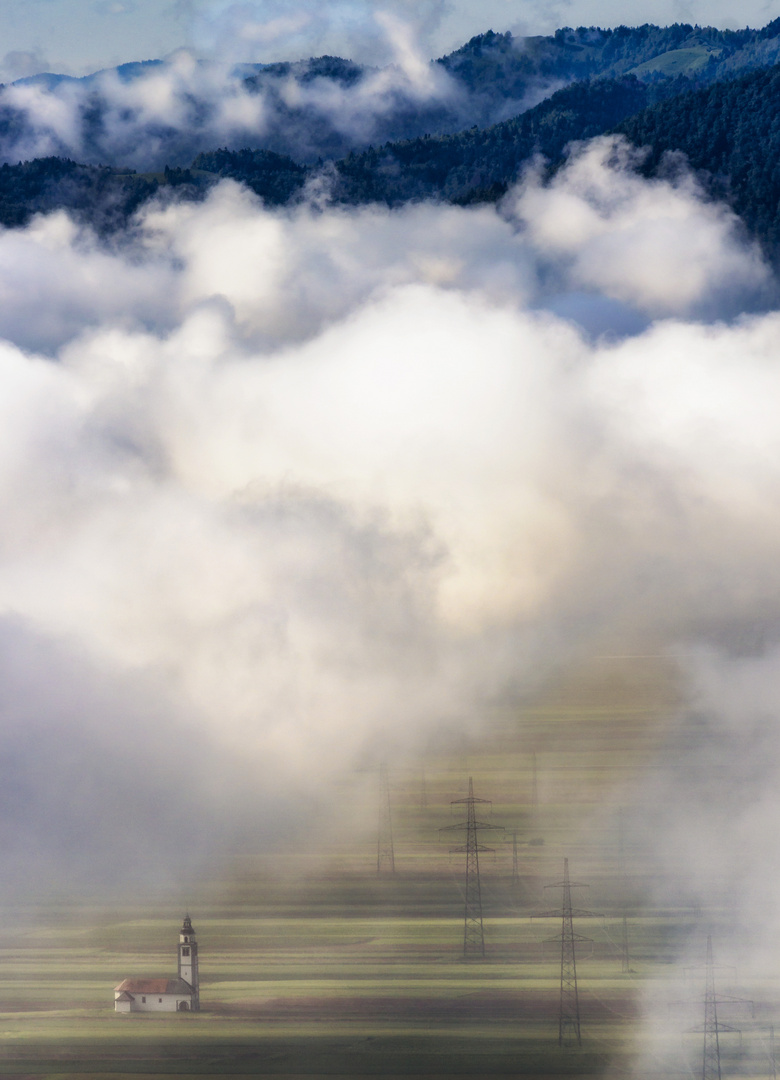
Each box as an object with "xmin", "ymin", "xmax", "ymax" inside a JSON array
[
  {"xmin": 3, "ymin": 21, "xmax": 780, "ymax": 256},
  {"xmin": 4, "ymin": 19, "xmax": 780, "ymax": 170}
]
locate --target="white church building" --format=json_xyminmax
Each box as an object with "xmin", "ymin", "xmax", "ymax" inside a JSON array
[{"xmin": 114, "ymin": 914, "xmax": 200, "ymax": 1013}]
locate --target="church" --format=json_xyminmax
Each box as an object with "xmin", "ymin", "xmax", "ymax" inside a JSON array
[{"xmin": 114, "ymin": 914, "xmax": 200, "ymax": 1013}]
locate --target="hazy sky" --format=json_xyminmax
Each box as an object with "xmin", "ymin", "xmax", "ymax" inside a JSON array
[{"xmin": 2, "ymin": 0, "xmax": 780, "ymax": 77}]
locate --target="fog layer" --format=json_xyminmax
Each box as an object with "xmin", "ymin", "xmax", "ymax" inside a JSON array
[{"xmin": 0, "ymin": 136, "xmax": 778, "ymax": 902}]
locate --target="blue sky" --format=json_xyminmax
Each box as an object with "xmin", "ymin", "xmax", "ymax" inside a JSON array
[{"xmin": 2, "ymin": 0, "xmax": 780, "ymax": 79}]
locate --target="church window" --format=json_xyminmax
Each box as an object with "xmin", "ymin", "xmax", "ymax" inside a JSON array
[
  {"xmin": 182, "ymin": 947, "xmax": 190, "ymax": 956},
  {"xmin": 142, "ymin": 996, "xmax": 146, "ymax": 1003}
]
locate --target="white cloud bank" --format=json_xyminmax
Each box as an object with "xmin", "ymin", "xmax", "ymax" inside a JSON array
[
  {"xmin": 188, "ymin": 0, "xmax": 453, "ymax": 67},
  {"xmin": 0, "ymin": 137, "xmax": 778, "ymax": 920}
]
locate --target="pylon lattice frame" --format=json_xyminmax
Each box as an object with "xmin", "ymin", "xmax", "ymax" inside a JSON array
[
  {"xmin": 618, "ymin": 813, "xmax": 630, "ymax": 974},
  {"xmin": 377, "ymin": 761, "xmax": 395, "ymax": 874},
  {"xmin": 680, "ymin": 935, "xmax": 753, "ymax": 1080},
  {"xmin": 620, "ymin": 912, "xmax": 630, "ymax": 974},
  {"xmin": 703, "ymin": 936, "xmax": 721, "ymax": 1080},
  {"xmin": 531, "ymin": 752, "xmax": 539, "ymax": 833},
  {"xmin": 534, "ymin": 858, "xmax": 601, "ymax": 1047},
  {"xmin": 441, "ymin": 777, "xmax": 503, "ymax": 958},
  {"xmin": 770, "ymin": 1023, "xmax": 777, "ymax": 1080}
]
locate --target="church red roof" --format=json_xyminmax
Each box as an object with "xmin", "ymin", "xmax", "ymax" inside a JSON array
[{"xmin": 114, "ymin": 978, "xmax": 193, "ymax": 994}]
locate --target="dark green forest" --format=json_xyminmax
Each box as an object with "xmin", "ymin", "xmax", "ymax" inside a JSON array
[
  {"xmin": 323, "ymin": 76, "xmax": 686, "ymax": 206},
  {"xmin": 615, "ymin": 65, "xmax": 780, "ymax": 249},
  {"xmin": 0, "ymin": 158, "xmax": 157, "ymax": 232},
  {"xmin": 438, "ymin": 19, "xmax": 780, "ymax": 93}
]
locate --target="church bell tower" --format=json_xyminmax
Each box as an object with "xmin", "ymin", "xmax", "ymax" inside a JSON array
[{"xmin": 178, "ymin": 914, "xmax": 200, "ymax": 1010}]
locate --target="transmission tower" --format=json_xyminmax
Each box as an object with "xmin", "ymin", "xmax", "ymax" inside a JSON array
[
  {"xmin": 770, "ymin": 1024, "xmax": 777, "ymax": 1080},
  {"xmin": 377, "ymin": 761, "xmax": 395, "ymax": 874},
  {"xmin": 618, "ymin": 813, "xmax": 630, "ymax": 974},
  {"xmin": 531, "ymin": 752, "xmax": 539, "ymax": 833},
  {"xmin": 620, "ymin": 910, "xmax": 630, "ymax": 973},
  {"xmin": 420, "ymin": 760, "xmax": 428, "ymax": 810},
  {"xmin": 441, "ymin": 777, "xmax": 503, "ymax": 958},
  {"xmin": 703, "ymin": 936, "xmax": 721, "ymax": 1080},
  {"xmin": 534, "ymin": 858, "xmax": 602, "ymax": 1046},
  {"xmin": 512, "ymin": 830, "xmax": 519, "ymax": 887},
  {"xmin": 682, "ymin": 936, "xmax": 753, "ymax": 1080}
]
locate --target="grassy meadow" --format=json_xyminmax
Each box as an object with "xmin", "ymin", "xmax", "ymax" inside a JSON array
[{"xmin": 0, "ymin": 656, "xmax": 756, "ymax": 1079}]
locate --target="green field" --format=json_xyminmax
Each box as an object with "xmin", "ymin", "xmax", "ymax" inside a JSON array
[
  {"xmin": 0, "ymin": 657, "xmax": 764, "ymax": 1079},
  {"xmin": 0, "ymin": 904, "xmax": 664, "ymax": 1079},
  {"xmin": 627, "ymin": 45, "xmax": 724, "ymax": 77}
]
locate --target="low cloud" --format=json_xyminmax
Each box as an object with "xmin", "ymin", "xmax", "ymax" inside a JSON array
[
  {"xmin": 0, "ymin": 49, "xmax": 53, "ymax": 84},
  {"xmin": 0, "ymin": 6, "xmax": 570, "ymax": 170},
  {"xmin": 511, "ymin": 138, "xmax": 773, "ymax": 319},
  {"xmin": 0, "ymin": 135, "xmax": 778, "ymax": 941},
  {"xmin": 189, "ymin": 0, "xmax": 452, "ymax": 65},
  {"xmin": 0, "ymin": 44, "xmax": 470, "ymax": 169},
  {"xmin": 93, "ymin": 0, "xmax": 138, "ymax": 14}
]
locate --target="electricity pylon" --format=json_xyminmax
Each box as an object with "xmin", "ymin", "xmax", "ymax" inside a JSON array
[
  {"xmin": 441, "ymin": 777, "xmax": 503, "ymax": 958},
  {"xmin": 531, "ymin": 752, "xmax": 539, "ymax": 833},
  {"xmin": 377, "ymin": 761, "xmax": 395, "ymax": 874},
  {"xmin": 618, "ymin": 813, "xmax": 630, "ymax": 973},
  {"xmin": 770, "ymin": 1024, "xmax": 777, "ymax": 1080},
  {"xmin": 703, "ymin": 936, "xmax": 722, "ymax": 1080},
  {"xmin": 512, "ymin": 830, "xmax": 519, "ymax": 887},
  {"xmin": 620, "ymin": 910, "xmax": 630, "ymax": 973},
  {"xmin": 682, "ymin": 936, "xmax": 753, "ymax": 1080},
  {"xmin": 534, "ymin": 858, "xmax": 601, "ymax": 1046}
]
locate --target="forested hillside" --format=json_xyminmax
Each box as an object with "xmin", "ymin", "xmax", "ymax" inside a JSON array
[
  {"xmin": 0, "ymin": 158, "xmax": 156, "ymax": 231},
  {"xmin": 615, "ymin": 65, "xmax": 780, "ymax": 249},
  {"xmin": 323, "ymin": 76, "xmax": 684, "ymax": 205},
  {"xmin": 439, "ymin": 20, "xmax": 780, "ymax": 94},
  {"xmin": 0, "ymin": 76, "xmax": 670, "ymax": 229},
  {"xmin": 4, "ymin": 18, "xmax": 780, "ymax": 171},
  {"xmin": 186, "ymin": 57, "xmax": 780, "ymax": 256},
  {"xmin": 3, "ymin": 21, "xmax": 780, "ymax": 255}
]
